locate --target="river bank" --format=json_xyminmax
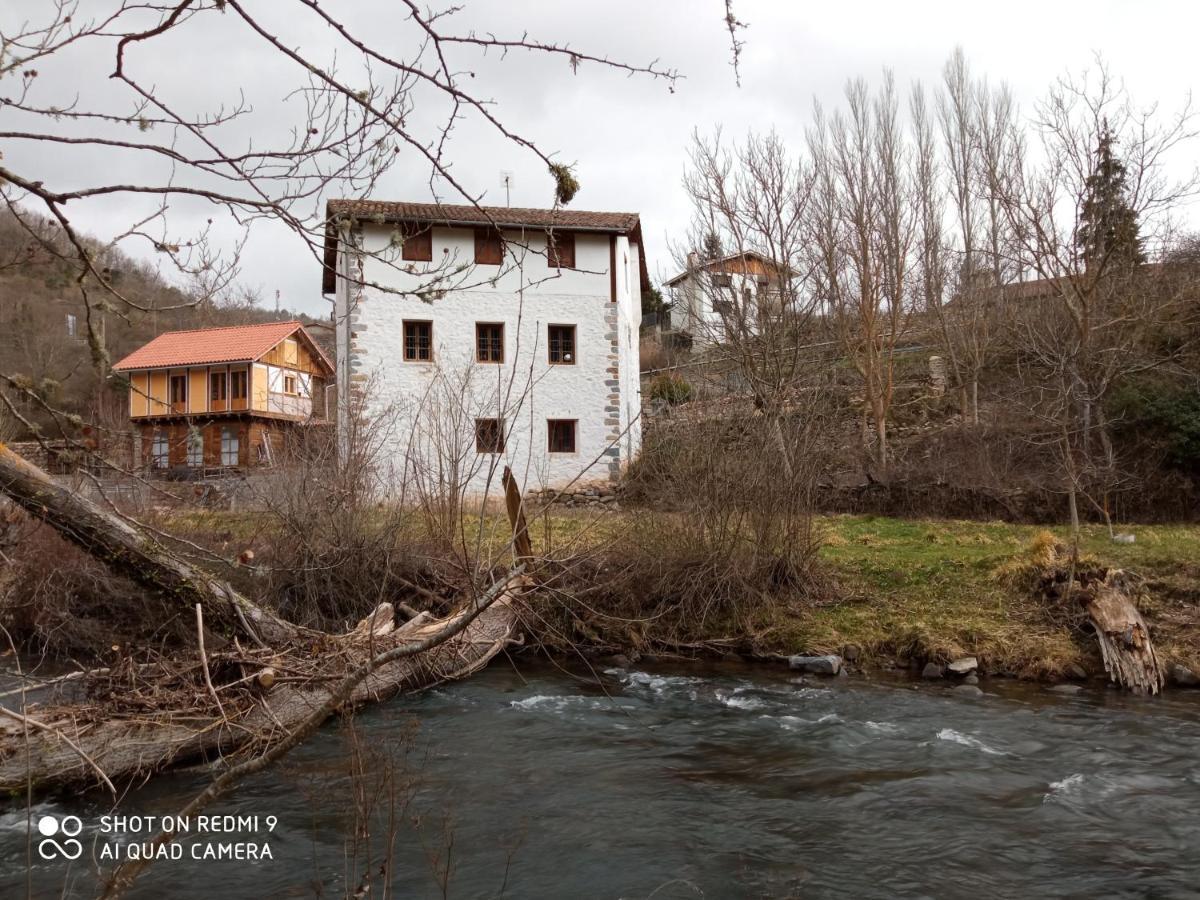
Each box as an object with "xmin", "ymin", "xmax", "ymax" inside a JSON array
[
  {"xmin": 7, "ymin": 503, "xmax": 1199, "ymax": 690},
  {"xmin": 515, "ymin": 511, "xmax": 1200, "ymax": 687}
]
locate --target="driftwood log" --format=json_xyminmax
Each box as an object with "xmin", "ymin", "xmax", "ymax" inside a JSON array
[
  {"xmin": 1034, "ymin": 538, "xmax": 1166, "ymax": 694},
  {"xmin": 1086, "ymin": 573, "xmax": 1164, "ymax": 695},
  {"xmin": 0, "ymin": 446, "xmax": 531, "ymax": 793}
]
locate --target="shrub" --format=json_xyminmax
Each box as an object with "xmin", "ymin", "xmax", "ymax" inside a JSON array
[
  {"xmin": 1109, "ymin": 380, "xmax": 1200, "ymax": 473},
  {"xmin": 648, "ymin": 372, "xmax": 693, "ymax": 405}
]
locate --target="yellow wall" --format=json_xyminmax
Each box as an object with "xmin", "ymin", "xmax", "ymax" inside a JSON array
[
  {"xmin": 252, "ymin": 363, "xmax": 270, "ymax": 411},
  {"xmin": 188, "ymin": 369, "xmax": 208, "ymax": 415},
  {"xmin": 148, "ymin": 372, "xmax": 168, "ymax": 416},
  {"xmin": 129, "ymin": 372, "xmax": 149, "ymax": 417}
]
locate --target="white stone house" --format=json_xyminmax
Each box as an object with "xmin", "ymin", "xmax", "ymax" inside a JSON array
[
  {"xmin": 324, "ymin": 200, "xmax": 647, "ymax": 495},
  {"xmin": 664, "ymin": 250, "xmax": 790, "ymax": 345}
]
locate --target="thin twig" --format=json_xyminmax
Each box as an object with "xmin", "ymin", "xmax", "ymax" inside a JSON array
[{"xmin": 194, "ymin": 603, "xmax": 226, "ymax": 721}]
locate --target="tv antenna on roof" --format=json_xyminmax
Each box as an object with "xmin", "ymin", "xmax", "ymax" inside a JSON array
[{"xmin": 501, "ymin": 171, "xmax": 513, "ymax": 207}]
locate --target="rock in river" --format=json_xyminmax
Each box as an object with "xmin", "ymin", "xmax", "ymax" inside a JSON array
[
  {"xmin": 921, "ymin": 662, "xmax": 945, "ymax": 679},
  {"xmin": 952, "ymin": 684, "xmax": 984, "ymax": 697},
  {"xmin": 1169, "ymin": 664, "xmax": 1199, "ymax": 687},
  {"xmin": 1048, "ymin": 684, "xmax": 1083, "ymax": 695},
  {"xmin": 788, "ymin": 655, "xmax": 842, "ymax": 676},
  {"xmin": 947, "ymin": 657, "xmax": 978, "ymax": 676}
]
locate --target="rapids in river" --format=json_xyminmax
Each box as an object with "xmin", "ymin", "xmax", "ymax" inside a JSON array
[{"xmin": 3, "ymin": 661, "xmax": 1199, "ymax": 898}]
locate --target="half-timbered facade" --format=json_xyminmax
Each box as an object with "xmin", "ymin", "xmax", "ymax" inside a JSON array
[{"xmin": 113, "ymin": 321, "xmax": 334, "ymax": 473}]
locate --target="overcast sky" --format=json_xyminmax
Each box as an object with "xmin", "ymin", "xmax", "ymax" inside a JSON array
[{"xmin": 6, "ymin": 1, "xmax": 1199, "ymax": 317}]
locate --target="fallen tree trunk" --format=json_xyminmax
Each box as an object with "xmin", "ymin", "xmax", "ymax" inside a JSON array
[
  {"xmin": 0, "ymin": 442, "xmax": 295, "ymax": 644},
  {"xmin": 0, "ymin": 449, "xmax": 533, "ymax": 794},
  {"xmin": 0, "ymin": 579, "xmax": 525, "ymax": 794}
]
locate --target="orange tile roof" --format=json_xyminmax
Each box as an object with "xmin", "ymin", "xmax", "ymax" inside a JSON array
[{"xmin": 113, "ymin": 321, "xmax": 331, "ymax": 372}]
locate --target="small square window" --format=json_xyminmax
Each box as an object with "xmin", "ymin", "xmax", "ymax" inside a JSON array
[
  {"xmin": 476, "ymin": 323, "xmax": 504, "ymax": 363},
  {"xmin": 403, "ymin": 320, "xmax": 433, "ymax": 362},
  {"xmin": 547, "ymin": 419, "xmax": 577, "ymax": 454},
  {"xmin": 475, "ymin": 418, "xmax": 505, "ymax": 453},
  {"xmin": 548, "ymin": 324, "xmax": 576, "ymax": 365},
  {"xmin": 284, "ymin": 374, "xmax": 297, "ymax": 394}
]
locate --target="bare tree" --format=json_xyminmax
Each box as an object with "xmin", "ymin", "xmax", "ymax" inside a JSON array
[
  {"xmin": 991, "ymin": 60, "xmax": 1199, "ymax": 534},
  {"xmin": 921, "ymin": 50, "xmax": 1018, "ymax": 424},
  {"xmin": 0, "ymin": 1, "xmax": 679, "ymax": 380},
  {"xmin": 808, "ymin": 73, "xmax": 914, "ymax": 470}
]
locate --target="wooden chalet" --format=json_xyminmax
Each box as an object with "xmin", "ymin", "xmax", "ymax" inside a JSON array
[{"xmin": 112, "ymin": 321, "xmax": 334, "ymax": 473}]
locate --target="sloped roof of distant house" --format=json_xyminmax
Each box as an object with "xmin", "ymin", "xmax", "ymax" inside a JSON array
[
  {"xmin": 663, "ymin": 250, "xmax": 792, "ymax": 288},
  {"xmin": 322, "ymin": 199, "xmax": 650, "ymax": 294},
  {"xmin": 112, "ymin": 320, "xmax": 334, "ymax": 373},
  {"xmin": 952, "ymin": 263, "xmax": 1169, "ymax": 306}
]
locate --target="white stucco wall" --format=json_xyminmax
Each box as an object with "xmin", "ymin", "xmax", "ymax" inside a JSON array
[
  {"xmin": 669, "ymin": 270, "xmax": 782, "ymax": 347},
  {"xmin": 335, "ymin": 222, "xmax": 642, "ymax": 497}
]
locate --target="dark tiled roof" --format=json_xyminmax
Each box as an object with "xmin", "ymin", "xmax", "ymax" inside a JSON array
[
  {"xmin": 322, "ymin": 199, "xmax": 648, "ymax": 293},
  {"xmin": 325, "ymin": 199, "xmax": 641, "ymax": 233}
]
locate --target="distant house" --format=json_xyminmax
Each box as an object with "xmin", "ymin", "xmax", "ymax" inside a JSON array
[
  {"xmin": 665, "ymin": 250, "xmax": 791, "ymax": 345},
  {"xmin": 112, "ymin": 321, "xmax": 334, "ymax": 472},
  {"xmin": 324, "ymin": 200, "xmax": 646, "ymax": 493}
]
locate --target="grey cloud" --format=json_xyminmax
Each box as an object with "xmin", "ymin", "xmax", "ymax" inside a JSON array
[{"xmin": 4, "ymin": 0, "xmax": 1197, "ymax": 315}]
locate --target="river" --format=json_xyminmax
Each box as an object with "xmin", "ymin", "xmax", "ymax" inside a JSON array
[{"xmin": 3, "ymin": 661, "xmax": 1199, "ymax": 898}]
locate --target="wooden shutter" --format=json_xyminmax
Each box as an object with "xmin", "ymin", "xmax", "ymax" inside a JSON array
[
  {"xmin": 474, "ymin": 228, "xmax": 504, "ymax": 265},
  {"xmin": 547, "ymin": 231, "xmax": 575, "ymax": 268},
  {"xmin": 402, "ymin": 225, "xmax": 432, "ymax": 262}
]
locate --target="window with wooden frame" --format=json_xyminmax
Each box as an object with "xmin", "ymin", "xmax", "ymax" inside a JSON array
[
  {"xmin": 474, "ymin": 227, "xmax": 504, "ymax": 265},
  {"xmin": 547, "ymin": 419, "xmax": 577, "ymax": 454},
  {"xmin": 169, "ymin": 374, "xmax": 187, "ymax": 411},
  {"xmin": 547, "ymin": 230, "xmax": 575, "ymax": 268},
  {"xmin": 210, "ymin": 371, "xmax": 227, "ymax": 402},
  {"xmin": 548, "ymin": 324, "xmax": 576, "ymax": 365},
  {"xmin": 220, "ymin": 426, "xmax": 240, "ymax": 467},
  {"xmin": 403, "ymin": 320, "xmax": 433, "ymax": 362},
  {"xmin": 230, "ymin": 369, "xmax": 248, "ymax": 401},
  {"xmin": 283, "ymin": 374, "xmax": 298, "ymax": 395},
  {"xmin": 475, "ymin": 322, "xmax": 504, "ymax": 363},
  {"xmin": 475, "ymin": 418, "xmax": 504, "ymax": 454},
  {"xmin": 401, "ymin": 224, "xmax": 432, "ymax": 262},
  {"xmin": 150, "ymin": 430, "xmax": 168, "ymax": 469}
]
